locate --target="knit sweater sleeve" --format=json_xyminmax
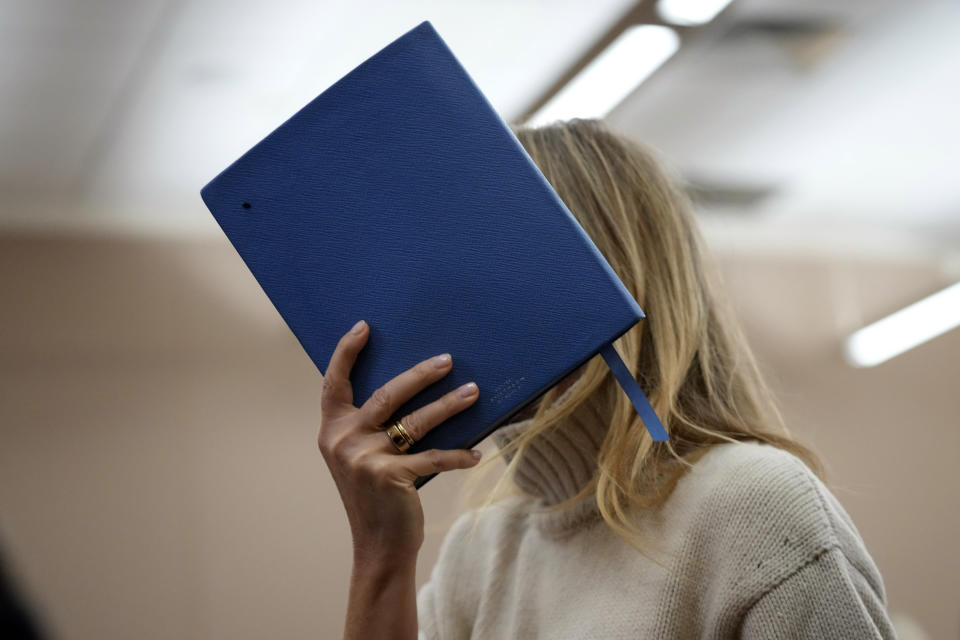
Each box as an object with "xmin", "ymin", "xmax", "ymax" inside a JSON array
[
  {"xmin": 685, "ymin": 442, "xmax": 898, "ymax": 638},
  {"xmin": 740, "ymin": 545, "xmax": 897, "ymax": 638}
]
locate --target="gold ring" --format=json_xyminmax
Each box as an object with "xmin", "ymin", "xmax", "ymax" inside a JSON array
[{"xmin": 384, "ymin": 419, "xmax": 415, "ymax": 453}]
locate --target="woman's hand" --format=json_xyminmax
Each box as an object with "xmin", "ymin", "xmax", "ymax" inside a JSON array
[{"xmin": 318, "ymin": 318, "xmax": 482, "ymax": 559}]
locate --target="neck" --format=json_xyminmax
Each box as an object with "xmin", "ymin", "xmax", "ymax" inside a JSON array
[{"xmin": 492, "ymin": 381, "xmax": 608, "ymax": 534}]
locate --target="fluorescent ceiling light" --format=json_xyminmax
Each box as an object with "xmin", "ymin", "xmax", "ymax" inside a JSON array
[
  {"xmin": 657, "ymin": 0, "xmax": 734, "ymax": 26},
  {"xmin": 526, "ymin": 25, "xmax": 679, "ymax": 127},
  {"xmin": 844, "ymin": 281, "xmax": 960, "ymax": 367}
]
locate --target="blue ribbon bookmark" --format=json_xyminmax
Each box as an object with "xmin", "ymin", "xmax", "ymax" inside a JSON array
[{"xmin": 599, "ymin": 343, "xmax": 670, "ymax": 441}]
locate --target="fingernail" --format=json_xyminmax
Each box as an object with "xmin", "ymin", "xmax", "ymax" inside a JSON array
[
  {"xmin": 458, "ymin": 381, "xmax": 478, "ymax": 397},
  {"xmin": 431, "ymin": 353, "xmax": 452, "ymax": 368},
  {"xmin": 471, "ymin": 449, "xmax": 482, "ymax": 460},
  {"xmin": 351, "ymin": 320, "xmax": 365, "ymax": 334}
]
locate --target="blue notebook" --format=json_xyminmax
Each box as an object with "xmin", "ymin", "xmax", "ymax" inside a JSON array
[{"xmin": 200, "ymin": 20, "xmax": 668, "ymax": 488}]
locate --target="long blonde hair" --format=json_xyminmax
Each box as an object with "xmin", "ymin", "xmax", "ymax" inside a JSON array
[{"xmin": 466, "ymin": 118, "xmax": 824, "ymax": 552}]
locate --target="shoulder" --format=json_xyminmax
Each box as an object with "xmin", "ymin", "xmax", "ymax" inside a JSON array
[
  {"xmin": 679, "ymin": 440, "xmax": 851, "ymax": 540},
  {"xmin": 417, "ymin": 497, "xmax": 531, "ymax": 639},
  {"xmin": 431, "ymin": 495, "xmax": 533, "ymax": 573},
  {"xmin": 422, "ymin": 496, "xmax": 533, "ymax": 578},
  {"xmin": 668, "ymin": 440, "xmax": 886, "ymax": 605}
]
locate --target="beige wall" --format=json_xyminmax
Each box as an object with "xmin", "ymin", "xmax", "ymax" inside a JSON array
[{"xmin": 0, "ymin": 234, "xmax": 956, "ymax": 638}]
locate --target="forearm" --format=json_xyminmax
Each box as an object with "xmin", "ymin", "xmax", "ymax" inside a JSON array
[
  {"xmin": 343, "ymin": 550, "xmax": 419, "ymax": 640},
  {"xmin": 319, "ymin": 322, "xmax": 481, "ymax": 639}
]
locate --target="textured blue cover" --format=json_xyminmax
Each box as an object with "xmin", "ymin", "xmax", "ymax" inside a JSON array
[{"xmin": 200, "ymin": 20, "xmax": 660, "ymax": 487}]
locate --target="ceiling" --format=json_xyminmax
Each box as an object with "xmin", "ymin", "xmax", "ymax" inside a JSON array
[
  {"xmin": 0, "ymin": 0, "xmax": 957, "ymax": 267},
  {"xmin": 0, "ymin": 0, "xmax": 635, "ymax": 233},
  {"xmin": 609, "ymin": 0, "xmax": 960, "ymax": 260}
]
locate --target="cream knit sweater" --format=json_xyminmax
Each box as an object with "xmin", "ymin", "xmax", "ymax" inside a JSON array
[{"xmin": 416, "ymin": 386, "xmax": 898, "ymax": 639}]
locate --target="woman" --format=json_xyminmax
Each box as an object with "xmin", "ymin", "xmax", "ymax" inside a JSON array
[{"xmin": 318, "ymin": 119, "xmax": 897, "ymax": 639}]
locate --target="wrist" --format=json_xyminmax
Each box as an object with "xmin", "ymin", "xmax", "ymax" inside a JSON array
[
  {"xmin": 353, "ymin": 542, "xmax": 419, "ymax": 572},
  {"xmin": 352, "ymin": 526, "xmax": 422, "ymax": 561}
]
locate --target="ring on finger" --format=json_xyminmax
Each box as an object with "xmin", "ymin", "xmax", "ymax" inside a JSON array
[{"xmin": 384, "ymin": 419, "xmax": 416, "ymax": 453}]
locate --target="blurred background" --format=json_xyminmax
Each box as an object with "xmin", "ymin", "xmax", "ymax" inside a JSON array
[{"xmin": 1, "ymin": 0, "xmax": 958, "ymax": 638}]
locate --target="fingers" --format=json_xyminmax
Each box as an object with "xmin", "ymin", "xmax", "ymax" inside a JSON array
[
  {"xmin": 358, "ymin": 352, "xmax": 455, "ymax": 428},
  {"xmin": 391, "ymin": 380, "xmax": 479, "ymax": 443},
  {"xmin": 322, "ymin": 320, "xmax": 369, "ymax": 413},
  {"xmin": 400, "ymin": 448, "xmax": 483, "ymax": 478}
]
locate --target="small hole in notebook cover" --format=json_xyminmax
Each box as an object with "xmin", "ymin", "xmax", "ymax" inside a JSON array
[{"xmin": 242, "ymin": 202, "xmax": 251, "ymax": 209}]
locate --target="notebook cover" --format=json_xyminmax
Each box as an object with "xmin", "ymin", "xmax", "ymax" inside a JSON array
[{"xmin": 200, "ymin": 20, "xmax": 645, "ymax": 486}]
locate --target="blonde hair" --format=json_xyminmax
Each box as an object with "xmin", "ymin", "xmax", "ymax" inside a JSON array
[{"xmin": 464, "ymin": 118, "xmax": 824, "ymax": 555}]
